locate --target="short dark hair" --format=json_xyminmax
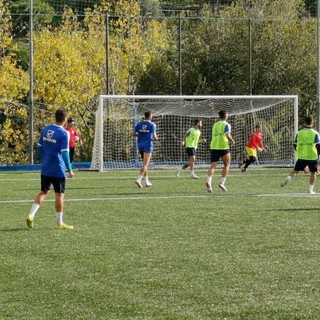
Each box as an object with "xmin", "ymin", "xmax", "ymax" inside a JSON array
[
  {"xmin": 305, "ymin": 115, "xmax": 313, "ymax": 126},
  {"xmin": 67, "ymin": 117, "xmax": 74, "ymax": 123},
  {"xmin": 145, "ymin": 111, "xmax": 152, "ymax": 119},
  {"xmin": 194, "ymin": 119, "xmax": 201, "ymax": 126},
  {"xmin": 55, "ymin": 109, "xmax": 68, "ymax": 123},
  {"xmin": 255, "ymin": 124, "xmax": 261, "ymax": 129},
  {"xmin": 218, "ymin": 110, "xmax": 227, "ymax": 119}
]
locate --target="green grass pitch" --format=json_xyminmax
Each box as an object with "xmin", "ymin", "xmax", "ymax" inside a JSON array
[{"xmin": 1, "ymin": 168, "xmax": 320, "ymax": 319}]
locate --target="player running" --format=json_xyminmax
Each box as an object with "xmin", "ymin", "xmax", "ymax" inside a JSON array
[
  {"xmin": 239, "ymin": 124, "xmax": 265, "ymax": 172},
  {"xmin": 281, "ymin": 115, "xmax": 320, "ymax": 194},
  {"xmin": 206, "ymin": 110, "xmax": 235, "ymax": 193},
  {"xmin": 177, "ymin": 119, "xmax": 205, "ymax": 179}
]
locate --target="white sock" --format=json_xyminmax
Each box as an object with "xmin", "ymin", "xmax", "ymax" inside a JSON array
[
  {"xmin": 56, "ymin": 212, "xmax": 63, "ymax": 226},
  {"xmin": 191, "ymin": 169, "xmax": 195, "ymax": 175},
  {"xmin": 136, "ymin": 175, "xmax": 143, "ymax": 182},
  {"xmin": 309, "ymin": 184, "xmax": 314, "ymax": 192},
  {"xmin": 207, "ymin": 176, "xmax": 212, "ymax": 183},
  {"xmin": 28, "ymin": 204, "xmax": 40, "ymax": 218},
  {"xmin": 287, "ymin": 176, "xmax": 293, "ymax": 181},
  {"xmin": 220, "ymin": 177, "xmax": 226, "ymax": 185},
  {"xmin": 145, "ymin": 176, "xmax": 150, "ymax": 184}
]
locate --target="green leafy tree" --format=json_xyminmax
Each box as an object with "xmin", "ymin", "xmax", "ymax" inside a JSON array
[{"xmin": 0, "ymin": 0, "xmax": 29, "ymax": 164}]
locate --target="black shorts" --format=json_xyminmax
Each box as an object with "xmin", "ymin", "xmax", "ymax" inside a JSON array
[
  {"xmin": 186, "ymin": 148, "xmax": 196, "ymax": 157},
  {"xmin": 294, "ymin": 159, "xmax": 318, "ymax": 173},
  {"xmin": 41, "ymin": 175, "xmax": 66, "ymax": 193},
  {"xmin": 210, "ymin": 149, "xmax": 230, "ymax": 163}
]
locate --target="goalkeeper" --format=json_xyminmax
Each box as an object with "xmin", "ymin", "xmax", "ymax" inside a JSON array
[
  {"xmin": 239, "ymin": 124, "xmax": 265, "ymax": 172},
  {"xmin": 177, "ymin": 119, "xmax": 205, "ymax": 179}
]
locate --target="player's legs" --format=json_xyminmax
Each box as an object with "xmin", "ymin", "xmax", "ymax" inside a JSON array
[
  {"xmin": 206, "ymin": 161, "xmax": 217, "ymax": 192},
  {"xmin": 27, "ymin": 175, "xmax": 51, "ymax": 228},
  {"xmin": 281, "ymin": 159, "xmax": 309, "ymax": 187},
  {"xmin": 218, "ymin": 152, "xmax": 231, "ymax": 192},
  {"xmin": 69, "ymin": 147, "xmax": 75, "ymax": 162},
  {"xmin": 242, "ymin": 148, "xmax": 256, "ymax": 172},
  {"xmin": 136, "ymin": 151, "xmax": 152, "ymax": 188},
  {"xmin": 52, "ymin": 178, "xmax": 73, "ymax": 229}
]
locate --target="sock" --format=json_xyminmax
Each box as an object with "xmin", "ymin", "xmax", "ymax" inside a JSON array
[
  {"xmin": 28, "ymin": 203, "xmax": 40, "ymax": 218},
  {"xmin": 309, "ymin": 184, "xmax": 314, "ymax": 192},
  {"xmin": 191, "ymin": 169, "xmax": 195, "ymax": 175},
  {"xmin": 220, "ymin": 177, "xmax": 226, "ymax": 185},
  {"xmin": 56, "ymin": 212, "xmax": 63, "ymax": 226},
  {"xmin": 287, "ymin": 176, "xmax": 293, "ymax": 181},
  {"xmin": 207, "ymin": 176, "xmax": 212, "ymax": 183},
  {"xmin": 145, "ymin": 176, "xmax": 150, "ymax": 184},
  {"xmin": 136, "ymin": 175, "xmax": 143, "ymax": 182}
]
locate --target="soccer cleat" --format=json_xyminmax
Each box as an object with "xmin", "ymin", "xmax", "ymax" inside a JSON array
[
  {"xmin": 280, "ymin": 180, "xmax": 288, "ymax": 187},
  {"xmin": 218, "ymin": 183, "xmax": 227, "ymax": 192},
  {"xmin": 308, "ymin": 190, "xmax": 316, "ymax": 194},
  {"xmin": 241, "ymin": 167, "xmax": 246, "ymax": 172},
  {"xmin": 205, "ymin": 181, "xmax": 212, "ymax": 193},
  {"xmin": 237, "ymin": 160, "xmax": 243, "ymax": 168},
  {"xmin": 135, "ymin": 180, "xmax": 143, "ymax": 188},
  {"xmin": 26, "ymin": 216, "xmax": 33, "ymax": 229},
  {"xmin": 191, "ymin": 174, "xmax": 199, "ymax": 179},
  {"xmin": 145, "ymin": 182, "xmax": 153, "ymax": 187},
  {"xmin": 55, "ymin": 223, "xmax": 74, "ymax": 230}
]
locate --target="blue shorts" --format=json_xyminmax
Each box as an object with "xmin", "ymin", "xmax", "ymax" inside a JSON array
[
  {"xmin": 210, "ymin": 149, "xmax": 230, "ymax": 163},
  {"xmin": 294, "ymin": 159, "xmax": 318, "ymax": 173},
  {"xmin": 41, "ymin": 175, "xmax": 66, "ymax": 193},
  {"xmin": 186, "ymin": 148, "xmax": 196, "ymax": 157}
]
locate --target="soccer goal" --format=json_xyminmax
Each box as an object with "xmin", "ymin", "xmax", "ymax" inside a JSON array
[{"xmin": 90, "ymin": 95, "xmax": 298, "ymax": 171}]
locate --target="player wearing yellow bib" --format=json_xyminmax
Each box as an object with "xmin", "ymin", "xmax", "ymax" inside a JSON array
[
  {"xmin": 206, "ymin": 110, "xmax": 235, "ymax": 192},
  {"xmin": 281, "ymin": 115, "xmax": 320, "ymax": 194},
  {"xmin": 177, "ymin": 120, "xmax": 205, "ymax": 179}
]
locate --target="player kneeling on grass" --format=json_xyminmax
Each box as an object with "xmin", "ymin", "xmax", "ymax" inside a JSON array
[
  {"xmin": 239, "ymin": 124, "xmax": 265, "ymax": 172},
  {"xmin": 177, "ymin": 119, "xmax": 206, "ymax": 179},
  {"xmin": 281, "ymin": 115, "xmax": 320, "ymax": 194},
  {"xmin": 26, "ymin": 109, "xmax": 74, "ymax": 229}
]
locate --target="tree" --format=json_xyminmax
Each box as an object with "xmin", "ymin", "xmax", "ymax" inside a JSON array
[{"xmin": 0, "ymin": 0, "xmax": 29, "ymax": 164}]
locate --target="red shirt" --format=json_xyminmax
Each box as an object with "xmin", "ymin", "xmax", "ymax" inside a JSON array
[
  {"xmin": 65, "ymin": 127, "xmax": 80, "ymax": 148},
  {"xmin": 246, "ymin": 131, "xmax": 263, "ymax": 149}
]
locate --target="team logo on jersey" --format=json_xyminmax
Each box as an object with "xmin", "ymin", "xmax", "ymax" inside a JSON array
[
  {"xmin": 47, "ymin": 130, "xmax": 55, "ymax": 138},
  {"xmin": 43, "ymin": 130, "xmax": 57, "ymax": 143}
]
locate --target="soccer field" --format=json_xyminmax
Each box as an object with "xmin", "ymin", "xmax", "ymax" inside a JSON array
[{"xmin": 1, "ymin": 168, "xmax": 320, "ymax": 319}]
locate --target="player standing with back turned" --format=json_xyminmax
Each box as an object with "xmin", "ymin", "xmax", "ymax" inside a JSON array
[
  {"xmin": 26, "ymin": 109, "xmax": 74, "ymax": 229},
  {"xmin": 206, "ymin": 110, "xmax": 235, "ymax": 193},
  {"xmin": 134, "ymin": 111, "xmax": 158, "ymax": 188}
]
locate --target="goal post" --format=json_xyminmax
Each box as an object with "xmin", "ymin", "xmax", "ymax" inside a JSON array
[{"xmin": 90, "ymin": 95, "xmax": 298, "ymax": 172}]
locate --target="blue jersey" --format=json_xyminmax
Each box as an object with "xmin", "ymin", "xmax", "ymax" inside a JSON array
[
  {"xmin": 135, "ymin": 120, "xmax": 156, "ymax": 152},
  {"xmin": 38, "ymin": 124, "xmax": 69, "ymax": 178}
]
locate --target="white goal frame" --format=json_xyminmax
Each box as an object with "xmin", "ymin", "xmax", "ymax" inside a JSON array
[{"xmin": 92, "ymin": 95, "xmax": 299, "ymax": 172}]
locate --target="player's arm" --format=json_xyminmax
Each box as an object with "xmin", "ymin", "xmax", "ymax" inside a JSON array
[
  {"xmin": 225, "ymin": 123, "xmax": 235, "ymax": 145},
  {"xmin": 62, "ymin": 150, "xmax": 74, "ymax": 177},
  {"xmin": 226, "ymin": 132, "xmax": 235, "ymax": 145}
]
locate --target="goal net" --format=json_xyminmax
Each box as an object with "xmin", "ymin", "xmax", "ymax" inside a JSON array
[{"xmin": 90, "ymin": 95, "xmax": 298, "ymax": 172}]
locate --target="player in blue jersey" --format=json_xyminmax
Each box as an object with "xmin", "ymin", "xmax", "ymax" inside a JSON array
[
  {"xmin": 134, "ymin": 111, "xmax": 158, "ymax": 188},
  {"xmin": 26, "ymin": 109, "xmax": 74, "ymax": 229}
]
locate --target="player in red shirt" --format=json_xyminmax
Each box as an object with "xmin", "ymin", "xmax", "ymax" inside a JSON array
[
  {"xmin": 239, "ymin": 124, "xmax": 264, "ymax": 172},
  {"xmin": 65, "ymin": 117, "xmax": 82, "ymax": 163}
]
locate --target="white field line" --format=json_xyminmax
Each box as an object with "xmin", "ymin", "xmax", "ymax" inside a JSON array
[{"xmin": 0, "ymin": 192, "xmax": 319, "ymax": 204}]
